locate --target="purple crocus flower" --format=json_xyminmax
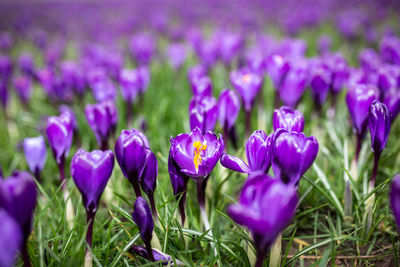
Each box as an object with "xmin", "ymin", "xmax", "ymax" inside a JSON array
[
  {"xmin": 130, "ymin": 32, "xmax": 156, "ymax": 66},
  {"xmin": 309, "ymin": 61, "xmax": 332, "ymax": 107},
  {"xmin": 359, "ymin": 48, "xmax": 381, "ymax": 74},
  {"xmin": 46, "ymin": 112, "xmax": 74, "ymax": 165},
  {"xmin": 383, "ymin": 88, "xmax": 400, "ymax": 122},
  {"xmin": 0, "ymin": 171, "xmax": 37, "ymax": 265},
  {"xmin": 60, "ymin": 61, "xmax": 86, "ymax": 96},
  {"xmin": 0, "ymin": 79, "xmax": 8, "ymax": 110},
  {"xmin": 170, "ymin": 127, "xmax": 224, "ymax": 180},
  {"xmin": 23, "ymin": 136, "xmax": 47, "ymax": 181},
  {"xmin": 140, "ymin": 149, "xmax": 158, "ymax": 218},
  {"xmin": 273, "ymin": 106, "xmax": 304, "ymax": 132},
  {"xmin": 132, "ymin": 196, "xmax": 155, "ymax": 261},
  {"xmin": 346, "ymin": 84, "xmax": 379, "ymax": 160},
  {"xmin": 230, "ymin": 67, "xmax": 263, "ymax": 133},
  {"xmin": 279, "ymin": 58, "xmax": 308, "ymax": 108},
  {"xmin": 390, "ymin": 174, "xmax": 400, "ymax": 232},
  {"xmin": 218, "ymin": 31, "xmax": 243, "ymax": 66},
  {"xmin": 380, "ymin": 35, "xmax": 400, "ymax": 65},
  {"xmin": 85, "ymin": 101, "xmax": 118, "ymax": 150},
  {"xmin": 46, "ymin": 112, "xmax": 74, "ymax": 187},
  {"xmin": 190, "ymin": 76, "xmax": 213, "ymax": 97},
  {"xmin": 115, "ymin": 129, "xmax": 150, "ymax": 196},
  {"xmin": 369, "ymin": 100, "xmax": 391, "ymax": 155},
  {"xmin": 14, "ymin": 75, "xmax": 32, "ymax": 105},
  {"xmin": 218, "ymin": 89, "xmax": 240, "ymax": 147},
  {"xmin": 265, "ymin": 54, "xmax": 290, "ymax": 91},
  {"xmin": 228, "ymin": 174, "xmax": 298, "ymax": 266},
  {"xmin": 166, "ymin": 43, "xmax": 186, "ymax": 69},
  {"xmin": 71, "ymin": 149, "xmax": 114, "ymax": 251},
  {"xmin": 137, "ymin": 66, "xmax": 150, "ymax": 94},
  {"xmin": 0, "ymin": 208, "xmax": 22, "ymax": 267},
  {"xmin": 170, "ymin": 127, "xmax": 223, "ymax": 228},
  {"xmin": 368, "ymin": 101, "xmax": 391, "ymax": 190},
  {"xmin": 328, "ymin": 53, "xmax": 349, "ymax": 95},
  {"xmin": 272, "ymin": 129, "xmax": 319, "ymax": 185},
  {"xmin": 119, "ymin": 69, "xmax": 142, "ymax": 104},
  {"xmin": 87, "ymin": 68, "xmax": 117, "ymax": 102},
  {"xmin": 221, "ymin": 130, "xmax": 272, "ymax": 174},
  {"xmin": 377, "ymin": 65, "xmax": 396, "ymax": 95},
  {"xmin": 168, "ymin": 148, "xmax": 189, "ymax": 224},
  {"xmin": 71, "ymin": 149, "xmax": 114, "ymax": 214},
  {"xmin": 230, "ymin": 67, "xmax": 263, "ymax": 113},
  {"xmin": 189, "ymin": 96, "xmax": 218, "ymax": 134}
]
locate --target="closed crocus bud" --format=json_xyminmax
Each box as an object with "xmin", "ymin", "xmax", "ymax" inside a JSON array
[
  {"xmin": 228, "ymin": 174, "xmax": 298, "ymax": 263},
  {"xmin": 359, "ymin": 48, "xmax": 381, "ymax": 73},
  {"xmin": 46, "ymin": 113, "xmax": 74, "ymax": 165},
  {"xmin": 265, "ymin": 54, "xmax": 290, "ymax": 91},
  {"xmin": 168, "ymin": 147, "xmax": 189, "ymax": 224},
  {"xmin": 318, "ymin": 35, "xmax": 331, "ymax": 55},
  {"xmin": 390, "ymin": 174, "xmax": 400, "ymax": 232},
  {"xmin": 60, "ymin": 61, "xmax": 86, "ymax": 96},
  {"xmin": 0, "ymin": 208, "xmax": 22, "ymax": 267},
  {"xmin": 166, "ymin": 43, "xmax": 186, "ymax": 69},
  {"xmin": 59, "ymin": 105, "xmax": 78, "ymax": 132},
  {"xmin": 14, "ymin": 75, "xmax": 32, "ymax": 105},
  {"xmin": 279, "ymin": 58, "xmax": 308, "ymax": 108},
  {"xmin": 140, "ymin": 149, "xmax": 158, "ymax": 217},
  {"xmin": 115, "ymin": 129, "xmax": 149, "ymax": 196},
  {"xmin": 346, "ymin": 84, "xmax": 379, "ymax": 136},
  {"xmin": 130, "ymin": 33, "xmax": 155, "ymax": 66},
  {"xmin": 230, "ymin": 68, "xmax": 263, "ymax": 113},
  {"xmin": 273, "ymin": 106, "xmax": 304, "ymax": 132},
  {"xmin": 0, "ymin": 171, "xmax": 37, "ymax": 241},
  {"xmin": 190, "ymin": 76, "xmax": 213, "ymax": 97},
  {"xmin": 272, "ymin": 129, "xmax": 319, "ymax": 185},
  {"xmin": 85, "ymin": 101, "xmax": 118, "ymax": 150},
  {"xmin": 132, "ymin": 196, "xmax": 154, "ymax": 244},
  {"xmin": 369, "ymin": 101, "xmax": 391, "ymax": 154},
  {"xmin": 23, "ymin": 136, "xmax": 47, "ymax": 180},
  {"xmin": 170, "ymin": 127, "xmax": 224, "ymax": 180},
  {"xmin": 140, "ymin": 150, "xmax": 158, "ymax": 196},
  {"xmin": 221, "ymin": 130, "xmax": 272, "ymax": 174},
  {"xmin": 309, "ymin": 63, "xmax": 332, "ymax": 107},
  {"xmin": 189, "ymin": 96, "xmax": 218, "ymax": 134},
  {"xmin": 119, "ymin": 69, "xmax": 141, "ymax": 104},
  {"xmin": 383, "ymin": 88, "xmax": 400, "ymax": 122},
  {"xmin": 218, "ymin": 89, "xmax": 240, "ymax": 131},
  {"xmin": 71, "ymin": 149, "xmax": 114, "ymax": 214}
]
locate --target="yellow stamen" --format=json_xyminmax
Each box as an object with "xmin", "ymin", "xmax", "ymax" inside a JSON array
[
  {"xmin": 193, "ymin": 140, "xmax": 207, "ymax": 172},
  {"xmin": 243, "ymin": 74, "xmax": 251, "ymax": 83}
]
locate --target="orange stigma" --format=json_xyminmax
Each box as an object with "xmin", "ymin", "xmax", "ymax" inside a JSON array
[
  {"xmin": 193, "ymin": 140, "xmax": 207, "ymax": 172},
  {"xmin": 242, "ymin": 74, "xmax": 251, "ymax": 83}
]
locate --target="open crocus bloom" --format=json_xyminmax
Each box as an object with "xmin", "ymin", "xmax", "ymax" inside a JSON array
[
  {"xmin": 170, "ymin": 127, "xmax": 224, "ymax": 180},
  {"xmin": 230, "ymin": 68, "xmax": 263, "ymax": 112}
]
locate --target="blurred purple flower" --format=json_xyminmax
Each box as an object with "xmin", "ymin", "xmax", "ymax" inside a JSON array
[
  {"xmin": 273, "ymin": 106, "xmax": 304, "ymax": 132},
  {"xmin": 189, "ymin": 96, "xmax": 218, "ymax": 134}
]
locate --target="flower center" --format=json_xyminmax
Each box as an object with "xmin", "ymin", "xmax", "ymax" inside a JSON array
[
  {"xmin": 193, "ymin": 140, "xmax": 207, "ymax": 172},
  {"xmin": 242, "ymin": 74, "xmax": 251, "ymax": 83}
]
